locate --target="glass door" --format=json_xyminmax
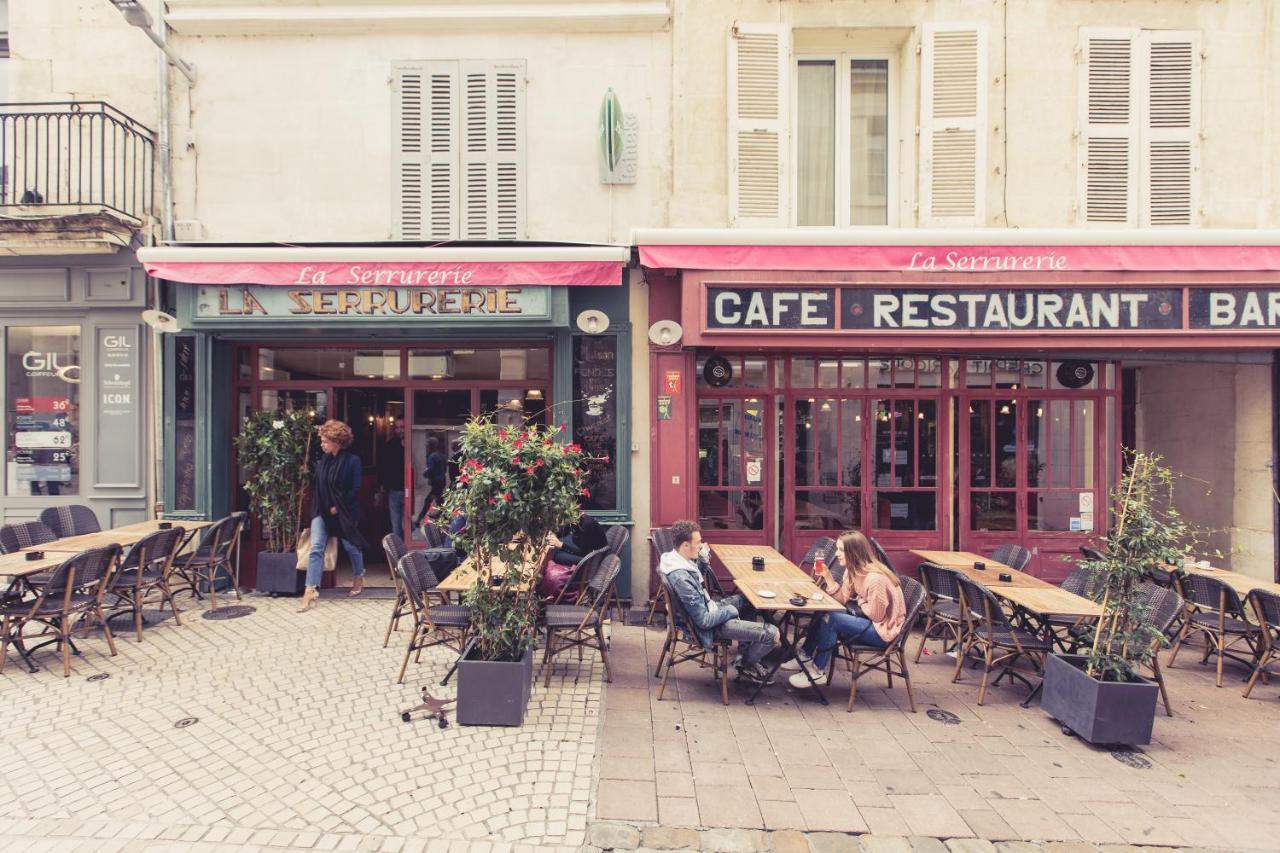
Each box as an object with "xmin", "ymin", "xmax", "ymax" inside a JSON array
[{"xmin": 696, "ymin": 396, "xmax": 772, "ymax": 544}]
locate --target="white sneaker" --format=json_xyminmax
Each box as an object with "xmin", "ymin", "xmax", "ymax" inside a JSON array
[
  {"xmin": 780, "ymin": 654, "xmax": 812, "ymax": 672},
  {"xmin": 788, "ymin": 670, "xmax": 829, "ymax": 689}
]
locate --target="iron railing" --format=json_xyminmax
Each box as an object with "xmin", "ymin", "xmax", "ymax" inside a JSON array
[{"xmin": 0, "ymin": 102, "xmax": 155, "ymax": 223}]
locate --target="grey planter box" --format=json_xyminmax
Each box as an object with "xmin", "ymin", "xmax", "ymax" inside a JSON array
[
  {"xmin": 1042, "ymin": 653, "xmax": 1159, "ymax": 746},
  {"xmin": 457, "ymin": 648, "xmax": 534, "ymax": 727},
  {"xmin": 256, "ymin": 551, "xmax": 303, "ymax": 596}
]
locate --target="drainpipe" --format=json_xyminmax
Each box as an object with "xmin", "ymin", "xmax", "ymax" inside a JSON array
[{"xmin": 151, "ymin": 0, "xmax": 175, "ymax": 516}]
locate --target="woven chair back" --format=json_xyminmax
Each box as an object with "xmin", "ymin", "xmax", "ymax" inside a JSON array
[
  {"xmin": 396, "ymin": 552, "xmax": 441, "ymax": 610},
  {"xmin": 1248, "ymin": 589, "xmax": 1280, "ymax": 634},
  {"xmin": 1060, "ymin": 565, "xmax": 1101, "ymax": 600},
  {"xmin": 382, "ymin": 533, "xmax": 408, "ymax": 569},
  {"xmin": 650, "ymin": 526, "xmax": 674, "ymax": 555},
  {"xmin": 605, "ymin": 525, "xmax": 629, "ymax": 556},
  {"xmin": 1179, "ymin": 572, "xmax": 1247, "ymax": 619},
  {"xmin": 869, "ymin": 537, "xmax": 895, "ymax": 572},
  {"xmin": 1137, "ymin": 581, "xmax": 1185, "ymax": 639},
  {"xmin": 0, "ymin": 520, "xmax": 56, "ymax": 554},
  {"xmin": 421, "ymin": 522, "xmax": 446, "ymax": 549},
  {"xmin": 1079, "ymin": 545, "xmax": 1105, "ymax": 561},
  {"xmin": 120, "ymin": 527, "xmax": 185, "ymax": 574},
  {"xmin": 918, "ymin": 562, "xmax": 960, "ymax": 602},
  {"xmin": 799, "ymin": 537, "xmax": 836, "ymax": 575},
  {"xmin": 956, "ymin": 575, "xmax": 1011, "ymax": 632},
  {"xmin": 583, "ymin": 555, "xmax": 623, "ymax": 614},
  {"xmin": 38, "ymin": 505, "xmax": 101, "ymax": 538},
  {"xmin": 891, "ymin": 576, "xmax": 927, "ymax": 652},
  {"xmin": 66, "ymin": 545, "xmax": 121, "ymax": 598},
  {"xmin": 991, "ymin": 543, "xmax": 1032, "ymax": 571}
]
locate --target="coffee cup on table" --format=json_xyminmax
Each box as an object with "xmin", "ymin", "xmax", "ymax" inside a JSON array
[
  {"xmin": 25, "ymin": 551, "xmax": 43, "ymax": 561},
  {"xmin": 752, "ymin": 556, "xmax": 765, "ymax": 571},
  {"xmin": 973, "ymin": 561, "xmax": 986, "ymax": 571},
  {"xmin": 998, "ymin": 572, "xmax": 1012, "ymax": 582}
]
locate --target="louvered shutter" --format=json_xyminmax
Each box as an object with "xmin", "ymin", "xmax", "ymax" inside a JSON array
[
  {"xmin": 460, "ymin": 60, "xmax": 526, "ymax": 240},
  {"xmin": 1077, "ymin": 30, "xmax": 1138, "ymax": 225},
  {"xmin": 393, "ymin": 62, "xmax": 458, "ymax": 241},
  {"xmin": 920, "ymin": 24, "xmax": 987, "ymax": 226},
  {"xmin": 1142, "ymin": 32, "xmax": 1200, "ymax": 226},
  {"xmin": 728, "ymin": 23, "xmax": 789, "ymax": 227}
]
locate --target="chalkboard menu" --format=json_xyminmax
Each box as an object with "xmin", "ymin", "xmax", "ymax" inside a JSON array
[
  {"xmin": 6, "ymin": 325, "xmax": 79, "ymax": 496},
  {"xmin": 572, "ymin": 335, "xmax": 617, "ymax": 511},
  {"xmin": 173, "ymin": 336, "xmax": 197, "ymax": 511}
]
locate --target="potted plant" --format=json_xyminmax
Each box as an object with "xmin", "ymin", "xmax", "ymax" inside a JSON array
[
  {"xmin": 440, "ymin": 416, "xmax": 589, "ymax": 726},
  {"xmin": 234, "ymin": 409, "xmax": 316, "ymax": 595},
  {"xmin": 1042, "ymin": 451, "xmax": 1188, "ymax": 746}
]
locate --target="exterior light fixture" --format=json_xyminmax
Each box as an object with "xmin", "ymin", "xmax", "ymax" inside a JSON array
[{"xmin": 107, "ymin": 1, "xmax": 197, "ymax": 83}]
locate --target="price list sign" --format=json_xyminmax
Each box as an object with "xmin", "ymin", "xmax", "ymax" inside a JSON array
[{"xmin": 7, "ymin": 326, "xmax": 78, "ymax": 494}]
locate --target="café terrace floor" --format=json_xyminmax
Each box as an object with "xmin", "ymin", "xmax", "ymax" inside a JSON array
[{"xmin": 0, "ymin": 594, "xmax": 1275, "ymax": 852}]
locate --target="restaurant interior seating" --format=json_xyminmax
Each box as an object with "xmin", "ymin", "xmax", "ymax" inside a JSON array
[
  {"xmin": 831, "ymin": 575, "xmax": 926, "ymax": 712},
  {"xmin": 542, "ymin": 553, "xmax": 621, "ymax": 686},
  {"xmin": 1169, "ymin": 573, "xmax": 1261, "ymax": 687},
  {"xmin": 38, "ymin": 504, "xmax": 101, "ymax": 539},
  {"xmin": 395, "ymin": 551, "xmax": 470, "ymax": 684},
  {"xmin": 953, "ymin": 575, "xmax": 1051, "ymax": 705},
  {"xmin": 110, "ymin": 526, "xmax": 187, "ymax": 642}
]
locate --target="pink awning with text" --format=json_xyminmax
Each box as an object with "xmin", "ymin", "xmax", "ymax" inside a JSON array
[{"xmin": 143, "ymin": 260, "xmax": 623, "ymax": 287}]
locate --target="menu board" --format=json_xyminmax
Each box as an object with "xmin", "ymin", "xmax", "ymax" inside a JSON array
[
  {"xmin": 173, "ymin": 335, "xmax": 197, "ymax": 510},
  {"xmin": 7, "ymin": 326, "xmax": 78, "ymax": 495},
  {"xmin": 572, "ymin": 335, "xmax": 618, "ymax": 511}
]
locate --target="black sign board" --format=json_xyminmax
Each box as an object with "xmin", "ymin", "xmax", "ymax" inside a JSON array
[
  {"xmin": 706, "ymin": 287, "xmax": 836, "ymax": 330},
  {"xmin": 1188, "ymin": 288, "xmax": 1280, "ymax": 329},
  {"xmin": 841, "ymin": 288, "xmax": 1181, "ymax": 331},
  {"xmin": 571, "ymin": 335, "xmax": 617, "ymax": 512}
]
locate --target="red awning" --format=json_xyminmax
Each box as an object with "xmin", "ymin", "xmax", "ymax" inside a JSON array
[{"xmin": 138, "ymin": 245, "xmax": 627, "ymax": 286}]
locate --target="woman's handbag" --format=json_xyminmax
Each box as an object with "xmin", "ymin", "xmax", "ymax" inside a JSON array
[{"xmin": 294, "ymin": 531, "xmax": 339, "ymax": 572}]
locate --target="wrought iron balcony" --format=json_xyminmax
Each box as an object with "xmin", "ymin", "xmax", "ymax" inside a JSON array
[{"xmin": 0, "ymin": 102, "xmax": 155, "ymax": 226}]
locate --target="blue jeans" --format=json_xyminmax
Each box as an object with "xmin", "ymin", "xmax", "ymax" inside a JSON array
[
  {"xmin": 305, "ymin": 515, "xmax": 364, "ymax": 588},
  {"xmin": 802, "ymin": 612, "xmax": 887, "ymax": 670},
  {"xmin": 387, "ymin": 490, "xmax": 405, "ymax": 540}
]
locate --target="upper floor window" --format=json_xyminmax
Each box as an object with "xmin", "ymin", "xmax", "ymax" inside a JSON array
[
  {"xmin": 392, "ymin": 60, "xmax": 526, "ymax": 241},
  {"xmin": 796, "ymin": 56, "xmax": 891, "ymax": 226},
  {"xmin": 1078, "ymin": 29, "xmax": 1200, "ymax": 226}
]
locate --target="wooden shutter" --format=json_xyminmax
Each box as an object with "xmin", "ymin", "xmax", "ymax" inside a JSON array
[
  {"xmin": 1142, "ymin": 32, "xmax": 1200, "ymax": 226},
  {"xmin": 728, "ymin": 23, "xmax": 789, "ymax": 227},
  {"xmin": 460, "ymin": 60, "xmax": 527, "ymax": 240},
  {"xmin": 1077, "ymin": 30, "xmax": 1138, "ymax": 225},
  {"xmin": 393, "ymin": 61, "xmax": 458, "ymax": 241},
  {"xmin": 920, "ymin": 23, "xmax": 987, "ymax": 226}
]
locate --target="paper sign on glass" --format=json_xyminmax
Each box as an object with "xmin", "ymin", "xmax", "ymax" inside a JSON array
[
  {"xmin": 1078, "ymin": 492, "xmax": 1095, "ymax": 513},
  {"xmin": 746, "ymin": 457, "xmax": 762, "ymax": 484}
]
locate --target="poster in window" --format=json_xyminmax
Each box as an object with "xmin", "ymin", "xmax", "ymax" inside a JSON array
[
  {"xmin": 6, "ymin": 326, "xmax": 79, "ymax": 495},
  {"xmin": 572, "ymin": 335, "xmax": 617, "ymax": 511},
  {"xmin": 173, "ymin": 336, "xmax": 197, "ymax": 511}
]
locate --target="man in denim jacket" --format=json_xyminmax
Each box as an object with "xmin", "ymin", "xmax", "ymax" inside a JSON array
[{"xmin": 659, "ymin": 520, "xmax": 779, "ymax": 684}]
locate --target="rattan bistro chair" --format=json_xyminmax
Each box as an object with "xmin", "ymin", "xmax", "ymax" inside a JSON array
[
  {"xmin": 553, "ymin": 546, "xmax": 610, "ymax": 606},
  {"xmin": 830, "ymin": 575, "xmax": 926, "ymax": 712},
  {"xmin": 171, "ymin": 513, "xmax": 247, "ymax": 610},
  {"xmin": 1137, "ymin": 581, "xmax": 1185, "ymax": 716},
  {"xmin": 0, "ymin": 545, "xmax": 120, "ymax": 677},
  {"xmin": 382, "ymin": 534, "xmax": 411, "ymax": 647},
  {"xmin": 645, "ymin": 527, "xmax": 674, "ymax": 627},
  {"xmin": 395, "ymin": 552, "xmax": 470, "ymax": 684},
  {"xmin": 1048, "ymin": 564, "xmax": 1103, "ymax": 652},
  {"xmin": 38, "ymin": 505, "xmax": 101, "ymax": 539},
  {"xmin": 542, "ymin": 554, "xmax": 622, "ymax": 686},
  {"xmin": 1168, "ymin": 573, "xmax": 1261, "ymax": 687},
  {"xmin": 915, "ymin": 562, "xmax": 964, "ymax": 661},
  {"xmin": 991, "ymin": 543, "xmax": 1032, "ymax": 572},
  {"xmin": 655, "ymin": 574, "xmax": 733, "ymax": 705},
  {"xmin": 953, "ymin": 575, "xmax": 1050, "ymax": 705},
  {"xmin": 1244, "ymin": 589, "xmax": 1280, "ymax": 699},
  {"xmin": 869, "ymin": 537, "xmax": 896, "ymax": 573},
  {"xmin": 798, "ymin": 537, "xmax": 838, "ymax": 575},
  {"xmin": 110, "ymin": 527, "xmax": 186, "ymax": 642},
  {"xmin": 0, "ymin": 520, "xmax": 57, "ymax": 554}
]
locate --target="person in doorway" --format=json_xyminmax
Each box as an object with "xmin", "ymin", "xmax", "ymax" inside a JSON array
[
  {"xmin": 413, "ymin": 436, "xmax": 449, "ymax": 529},
  {"xmin": 660, "ymin": 520, "xmax": 779, "ymax": 684},
  {"xmin": 299, "ymin": 420, "xmax": 369, "ymax": 611},
  {"xmin": 783, "ymin": 530, "xmax": 905, "ymax": 688},
  {"xmin": 376, "ymin": 418, "xmax": 407, "ymax": 540}
]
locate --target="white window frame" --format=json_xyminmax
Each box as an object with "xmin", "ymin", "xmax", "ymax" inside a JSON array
[{"xmin": 790, "ymin": 50, "xmax": 899, "ymax": 228}]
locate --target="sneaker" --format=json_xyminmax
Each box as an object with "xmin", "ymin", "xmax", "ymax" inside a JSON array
[
  {"xmin": 780, "ymin": 654, "xmax": 812, "ymax": 672},
  {"xmin": 737, "ymin": 662, "xmax": 775, "ymax": 685},
  {"xmin": 788, "ymin": 670, "xmax": 829, "ymax": 689}
]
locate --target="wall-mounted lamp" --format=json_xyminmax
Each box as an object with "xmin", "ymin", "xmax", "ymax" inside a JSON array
[{"xmin": 107, "ymin": 0, "xmax": 197, "ymax": 84}]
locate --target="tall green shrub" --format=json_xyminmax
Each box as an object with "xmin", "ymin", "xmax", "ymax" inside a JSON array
[
  {"xmin": 440, "ymin": 417, "xmax": 589, "ymax": 662},
  {"xmin": 234, "ymin": 410, "xmax": 316, "ymax": 553}
]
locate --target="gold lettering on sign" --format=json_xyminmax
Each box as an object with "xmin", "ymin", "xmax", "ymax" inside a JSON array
[
  {"xmin": 314, "ymin": 292, "xmax": 336, "ymax": 314},
  {"xmin": 498, "ymin": 288, "xmax": 521, "ymax": 313},
  {"xmin": 227, "ymin": 287, "xmax": 529, "ymax": 317},
  {"xmin": 288, "ymin": 291, "xmax": 312, "ymax": 314},
  {"xmin": 339, "ymin": 289, "xmax": 361, "ymax": 315}
]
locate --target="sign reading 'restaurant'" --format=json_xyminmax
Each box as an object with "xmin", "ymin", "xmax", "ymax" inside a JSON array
[{"xmin": 704, "ymin": 286, "xmax": 1280, "ymax": 334}]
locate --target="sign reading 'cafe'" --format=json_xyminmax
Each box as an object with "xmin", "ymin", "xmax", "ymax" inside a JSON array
[{"xmin": 705, "ymin": 286, "xmax": 1280, "ymax": 333}]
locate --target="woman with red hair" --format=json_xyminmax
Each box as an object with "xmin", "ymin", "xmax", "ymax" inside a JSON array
[{"xmin": 299, "ymin": 419, "xmax": 368, "ymax": 611}]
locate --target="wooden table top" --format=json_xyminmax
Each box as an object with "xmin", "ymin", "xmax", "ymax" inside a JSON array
[
  {"xmin": 26, "ymin": 519, "xmax": 213, "ymax": 554},
  {"xmin": 0, "ymin": 550, "xmax": 69, "ymax": 578},
  {"xmin": 436, "ymin": 551, "xmax": 546, "ymax": 594},
  {"xmin": 1183, "ymin": 562, "xmax": 1280, "ymax": 598},
  {"xmin": 996, "ymin": 585, "xmax": 1102, "ymax": 618},
  {"xmin": 911, "ymin": 549, "xmax": 1052, "ymax": 589},
  {"xmin": 710, "ymin": 544, "xmax": 846, "ymax": 613}
]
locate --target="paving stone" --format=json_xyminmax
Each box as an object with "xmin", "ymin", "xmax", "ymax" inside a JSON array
[
  {"xmin": 944, "ymin": 841, "xmax": 998, "ymax": 853},
  {"xmin": 907, "ymin": 838, "xmax": 949, "ymax": 853},
  {"xmin": 699, "ymin": 827, "xmax": 769, "ymax": 852},
  {"xmin": 856, "ymin": 837, "xmax": 911, "ymax": 853},
  {"xmin": 640, "ymin": 826, "xmax": 700, "ymax": 850},
  {"xmin": 807, "ymin": 833, "xmax": 864, "ymax": 853},
  {"xmin": 768, "ymin": 829, "xmax": 811, "ymax": 853},
  {"xmin": 587, "ymin": 823, "xmax": 642, "ymax": 850}
]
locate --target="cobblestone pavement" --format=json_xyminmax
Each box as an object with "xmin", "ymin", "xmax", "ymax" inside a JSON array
[
  {"xmin": 0, "ymin": 593, "xmax": 603, "ymax": 852},
  {"xmin": 591, "ymin": 624, "xmax": 1280, "ymax": 852}
]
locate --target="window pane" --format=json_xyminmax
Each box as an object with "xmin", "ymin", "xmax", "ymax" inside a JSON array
[
  {"xmin": 699, "ymin": 489, "xmax": 764, "ymax": 531},
  {"xmin": 408, "ymin": 347, "xmax": 548, "ymax": 381},
  {"xmin": 794, "ymin": 399, "xmax": 814, "ymax": 487},
  {"xmin": 1074, "ymin": 400, "xmax": 1095, "ymax": 488},
  {"xmin": 870, "ymin": 359, "xmax": 894, "ymax": 387},
  {"xmin": 572, "ymin": 335, "xmax": 618, "ymax": 511},
  {"xmin": 817, "ymin": 359, "xmax": 839, "ymax": 388},
  {"xmin": 174, "ymin": 336, "xmax": 198, "ymax": 510},
  {"xmin": 479, "ymin": 389, "xmax": 545, "ymax": 430},
  {"xmin": 7, "ymin": 325, "xmax": 80, "ymax": 495},
  {"xmin": 722, "ymin": 401, "xmax": 742, "ymax": 486},
  {"xmin": 795, "ymin": 491, "xmax": 859, "ymax": 530},
  {"xmin": 972, "ymin": 492, "xmax": 1017, "ymax": 531},
  {"xmin": 969, "ymin": 400, "xmax": 991, "ymax": 487},
  {"xmin": 840, "ymin": 359, "xmax": 865, "ymax": 388},
  {"xmin": 1027, "ymin": 399, "xmax": 1046, "ymax": 487},
  {"xmin": 893, "ymin": 399, "xmax": 916, "ymax": 486},
  {"xmin": 797, "ymin": 60, "xmax": 836, "ymax": 226},
  {"xmin": 791, "ymin": 357, "xmax": 816, "ymax": 387},
  {"xmin": 260, "ymin": 348, "xmax": 400, "ymax": 381},
  {"xmin": 850, "ymin": 59, "xmax": 889, "ymax": 225},
  {"xmin": 873, "ymin": 400, "xmax": 894, "ymax": 485},
  {"xmin": 1029, "ymin": 492, "xmax": 1076, "ymax": 531},
  {"xmin": 917, "ymin": 400, "xmax": 937, "ymax": 485},
  {"xmin": 743, "ymin": 357, "xmax": 769, "ymax": 388},
  {"xmin": 817, "ymin": 399, "xmax": 839, "ymax": 486},
  {"xmin": 916, "ymin": 357, "xmax": 942, "ymax": 387},
  {"xmin": 840, "ymin": 400, "xmax": 862, "ymax": 487},
  {"xmin": 995, "ymin": 400, "xmax": 1017, "ymax": 487},
  {"xmin": 697, "ymin": 401, "xmax": 720, "ymax": 486},
  {"xmin": 260, "ymin": 388, "xmax": 328, "ymax": 418},
  {"xmin": 873, "ymin": 491, "xmax": 936, "ymax": 530}
]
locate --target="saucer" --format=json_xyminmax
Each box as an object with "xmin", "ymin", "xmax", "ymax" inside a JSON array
[{"xmin": 757, "ymin": 589, "xmax": 776, "ymax": 599}]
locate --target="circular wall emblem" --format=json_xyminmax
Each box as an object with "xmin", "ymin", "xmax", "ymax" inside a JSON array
[
  {"xmin": 703, "ymin": 356, "xmax": 733, "ymax": 388},
  {"xmin": 1055, "ymin": 361, "xmax": 1095, "ymax": 389}
]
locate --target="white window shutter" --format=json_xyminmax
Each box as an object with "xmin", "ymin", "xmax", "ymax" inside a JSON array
[
  {"xmin": 1077, "ymin": 30, "xmax": 1138, "ymax": 225},
  {"xmin": 460, "ymin": 60, "xmax": 527, "ymax": 241},
  {"xmin": 728, "ymin": 23, "xmax": 789, "ymax": 227},
  {"xmin": 1142, "ymin": 32, "xmax": 1200, "ymax": 226},
  {"xmin": 393, "ymin": 61, "xmax": 458, "ymax": 241},
  {"xmin": 920, "ymin": 23, "xmax": 987, "ymax": 226}
]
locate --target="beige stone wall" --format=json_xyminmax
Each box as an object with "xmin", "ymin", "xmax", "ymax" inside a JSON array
[
  {"xmin": 1136, "ymin": 362, "xmax": 1275, "ymax": 580},
  {"xmin": 673, "ymin": 0, "xmax": 1280, "ymax": 228}
]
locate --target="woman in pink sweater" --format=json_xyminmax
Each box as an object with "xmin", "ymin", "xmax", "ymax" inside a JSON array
[{"xmin": 784, "ymin": 530, "xmax": 906, "ymax": 688}]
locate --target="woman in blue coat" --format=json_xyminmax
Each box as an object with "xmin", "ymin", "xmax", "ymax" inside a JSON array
[{"xmin": 299, "ymin": 419, "xmax": 369, "ymax": 611}]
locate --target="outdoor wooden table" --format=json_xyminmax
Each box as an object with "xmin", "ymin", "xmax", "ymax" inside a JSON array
[
  {"xmin": 1182, "ymin": 561, "xmax": 1280, "ymax": 598},
  {"xmin": 27, "ymin": 519, "xmax": 213, "ymax": 554},
  {"xmin": 436, "ymin": 550, "xmax": 546, "ymax": 595},
  {"xmin": 911, "ymin": 549, "xmax": 1051, "ymax": 588},
  {"xmin": 710, "ymin": 544, "xmax": 846, "ymax": 705}
]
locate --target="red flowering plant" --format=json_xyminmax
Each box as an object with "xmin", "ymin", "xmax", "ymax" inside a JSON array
[{"xmin": 438, "ymin": 416, "xmax": 590, "ymax": 662}]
